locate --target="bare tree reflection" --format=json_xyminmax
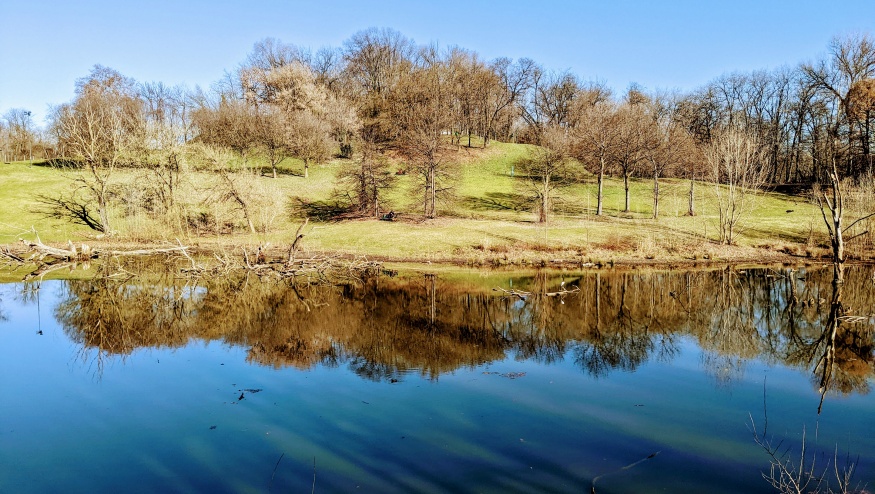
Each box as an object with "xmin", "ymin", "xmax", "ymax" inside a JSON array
[
  {"xmin": 572, "ymin": 271, "xmax": 680, "ymax": 378},
  {"xmin": 810, "ymin": 265, "xmax": 873, "ymax": 413},
  {"xmin": 42, "ymin": 262, "xmax": 873, "ymax": 393}
]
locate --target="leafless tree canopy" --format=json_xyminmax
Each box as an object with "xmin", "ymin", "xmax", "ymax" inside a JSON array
[{"xmin": 18, "ymin": 30, "xmax": 873, "ymax": 234}]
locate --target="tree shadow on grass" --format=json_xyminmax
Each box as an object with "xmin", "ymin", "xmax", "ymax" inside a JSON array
[
  {"xmin": 32, "ymin": 158, "xmax": 83, "ymax": 169},
  {"xmin": 744, "ymin": 226, "xmax": 810, "ymax": 244},
  {"xmin": 289, "ymin": 197, "xmax": 354, "ymax": 221},
  {"xmin": 462, "ymin": 192, "xmax": 530, "ymax": 212}
]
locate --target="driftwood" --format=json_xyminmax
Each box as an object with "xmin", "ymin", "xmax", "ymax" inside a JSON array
[
  {"xmin": 21, "ymin": 238, "xmax": 190, "ymax": 261},
  {"xmin": 11, "ymin": 226, "xmax": 380, "ymax": 283},
  {"xmin": 11, "ymin": 235, "xmax": 195, "ymax": 281},
  {"xmin": 242, "ymin": 251, "xmax": 382, "ymax": 281}
]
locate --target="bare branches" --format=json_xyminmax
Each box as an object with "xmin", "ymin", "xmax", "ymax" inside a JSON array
[
  {"xmin": 287, "ymin": 218, "xmax": 309, "ymax": 264},
  {"xmin": 706, "ymin": 126, "xmax": 770, "ymax": 244},
  {"xmin": 749, "ymin": 380, "xmax": 863, "ymax": 494}
]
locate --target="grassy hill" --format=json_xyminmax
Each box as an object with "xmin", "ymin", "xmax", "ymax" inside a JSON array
[{"xmin": 0, "ymin": 141, "xmax": 858, "ymax": 266}]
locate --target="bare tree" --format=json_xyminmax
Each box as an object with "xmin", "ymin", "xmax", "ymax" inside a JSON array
[
  {"xmin": 847, "ymin": 77, "xmax": 875, "ymax": 172},
  {"xmin": 2, "ymin": 108, "xmax": 36, "ymax": 162},
  {"xmin": 192, "ymin": 95, "xmax": 259, "ymax": 165},
  {"xmin": 515, "ymin": 126, "xmax": 573, "ymax": 223},
  {"xmin": 337, "ymin": 139, "xmax": 395, "ymax": 217},
  {"xmin": 483, "ymin": 57, "xmax": 537, "ymax": 145},
  {"xmin": 446, "ymin": 47, "xmax": 487, "ymax": 147},
  {"xmin": 139, "ymin": 81, "xmax": 193, "ymax": 213},
  {"xmin": 817, "ymin": 160, "xmax": 875, "ymax": 275},
  {"xmin": 189, "ymin": 143, "xmax": 266, "ymax": 234},
  {"xmin": 51, "ymin": 65, "xmax": 145, "ymax": 233},
  {"xmin": 393, "ymin": 46, "xmax": 457, "ymax": 218},
  {"xmin": 0, "ymin": 119, "xmax": 7, "ymax": 162},
  {"xmin": 802, "ymin": 34, "xmax": 875, "ymax": 177},
  {"xmin": 287, "ymin": 111, "xmax": 335, "ymax": 178},
  {"xmin": 519, "ymin": 69, "xmax": 577, "ymax": 142},
  {"xmin": 343, "ymin": 27, "xmax": 415, "ymax": 145},
  {"xmin": 614, "ymin": 95, "xmax": 656, "ymax": 213},
  {"xmin": 254, "ymin": 108, "xmax": 294, "ymax": 178},
  {"xmin": 644, "ymin": 92, "xmax": 700, "ymax": 219},
  {"xmin": 238, "ymin": 55, "xmax": 356, "ymax": 177},
  {"xmin": 706, "ymin": 126, "xmax": 769, "ymax": 244},
  {"xmin": 572, "ymin": 101, "xmax": 620, "ymax": 216}
]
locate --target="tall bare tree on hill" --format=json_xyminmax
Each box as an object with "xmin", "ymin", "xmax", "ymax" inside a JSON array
[
  {"xmin": 572, "ymin": 101, "xmax": 620, "ymax": 216},
  {"xmin": 51, "ymin": 65, "xmax": 145, "ymax": 233},
  {"xmin": 483, "ymin": 57, "xmax": 538, "ymax": 145},
  {"xmin": 516, "ymin": 126, "xmax": 574, "ymax": 224},
  {"xmin": 802, "ymin": 33, "xmax": 875, "ymax": 178},
  {"xmin": 706, "ymin": 126, "xmax": 769, "ymax": 244},
  {"xmin": 614, "ymin": 90, "xmax": 658, "ymax": 213},
  {"xmin": 343, "ymin": 27, "xmax": 415, "ymax": 145},
  {"xmin": 394, "ymin": 46, "xmax": 457, "ymax": 218}
]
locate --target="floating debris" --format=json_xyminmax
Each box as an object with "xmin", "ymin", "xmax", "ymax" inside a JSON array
[{"xmin": 482, "ymin": 371, "xmax": 527, "ymax": 379}]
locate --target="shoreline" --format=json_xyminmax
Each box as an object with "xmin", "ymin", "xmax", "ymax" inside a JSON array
[{"xmin": 1, "ymin": 237, "xmax": 852, "ymax": 274}]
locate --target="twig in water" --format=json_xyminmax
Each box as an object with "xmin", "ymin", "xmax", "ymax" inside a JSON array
[
  {"xmin": 268, "ymin": 452, "xmax": 284, "ymax": 492},
  {"xmin": 312, "ymin": 456, "xmax": 317, "ymax": 494},
  {"xmin": 590, "ymin": 451, "xmax": 661, "ymax": 493}
]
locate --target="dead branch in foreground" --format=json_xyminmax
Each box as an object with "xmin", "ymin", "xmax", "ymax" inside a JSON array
[
  {"xmin": 240, "ymin": 244, "xmax": 382, "ymax": 282},
  {"xmin": 21, "ymin": 237, "xmax": 190, "ymax": 261},
  {"xmin": 12, "ymin": 223, "xmax": 382, "ymax": 283}
]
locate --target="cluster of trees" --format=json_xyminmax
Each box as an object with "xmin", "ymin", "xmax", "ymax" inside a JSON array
[
  {"xmin": 0, "ymin": 108, "xmax": 53, "ymax": 162},
  {"xmin": 4, "ymin": 29, "xmax": 875, "ymax": 242}
]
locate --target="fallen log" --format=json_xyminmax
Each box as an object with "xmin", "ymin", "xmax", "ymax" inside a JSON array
[
  {"xmin": 21, "ymin": 239, "xmax": 90, "ymax": 260},
  {"xmin": 21, "ymin": 238, "xmax": 189, "ymax": 261}
]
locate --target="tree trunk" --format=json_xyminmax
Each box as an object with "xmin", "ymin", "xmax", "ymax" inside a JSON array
[
  {"xmin": 623, "ymin": 170, "xmax": 630, "ymax": 213},
  {"xmin": 97, "ymin": 198, "xmax": 110, "ymax": 234},
  {"xmin": 430, "ymin": 166, "xmax": 436, "ymax": 218},
  {"xmin": 235, "ymin": 194, "xmax": 256, "ymax": 234},
  {"xmin": 865, "ymin": 110, "xmax": 871, "ymax": 175},
  {"xmin": 96, "ymin": 179, "xmax": 111, "ymax": 234},
  {"xmin": 539, "ymin": 175, "xmax": 549, "ymax": 223},
  {"xmin": 596, "ymin": 158, "xmax": 605, "ymax": 216},
  {"xmin": 652, "ymin": 171, "xmax": 659, "ymax": 220},
  {"xmin": 687, "ymin": 178, "xmax": 695, "ymax": 216}
]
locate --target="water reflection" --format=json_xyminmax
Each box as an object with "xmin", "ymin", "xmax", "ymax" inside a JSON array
[{"xmin": 41, "ymin": 265, "xmax": 875, "ymax": 407}]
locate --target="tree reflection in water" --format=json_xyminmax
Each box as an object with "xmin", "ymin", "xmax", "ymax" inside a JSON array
[{"xmin": 48, "ymin": 264, "xmax": 875, "ymax": 406}]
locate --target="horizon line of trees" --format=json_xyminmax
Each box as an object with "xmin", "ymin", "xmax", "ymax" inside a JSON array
[{"xmin": 3, "ymin": 28, "xmax": 874, "ymax": 236}]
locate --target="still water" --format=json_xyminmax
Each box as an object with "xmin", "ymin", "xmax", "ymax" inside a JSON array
[{"xmin": 0, "ymin": 264, "xmax": 873, "ymax": 493}]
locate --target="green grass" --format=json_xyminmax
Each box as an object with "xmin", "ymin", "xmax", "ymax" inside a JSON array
[
  {"xmin": 0, "ymin": 142, "xmax": 844, "ymax": 264},
  {"xmin": 0, "ymin": 161, "xmax": 85, "ymax": 243}
]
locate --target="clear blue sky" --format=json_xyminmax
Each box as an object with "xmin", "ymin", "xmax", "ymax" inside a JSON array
[{"xmin": 2, "ymin": 0, "xmax": 874, "ymax": 127}]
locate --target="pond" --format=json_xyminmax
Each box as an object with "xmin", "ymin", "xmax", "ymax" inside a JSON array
[{"xmin": 0, "ymin": 264, "xmax": 873, "ymax": 493}]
